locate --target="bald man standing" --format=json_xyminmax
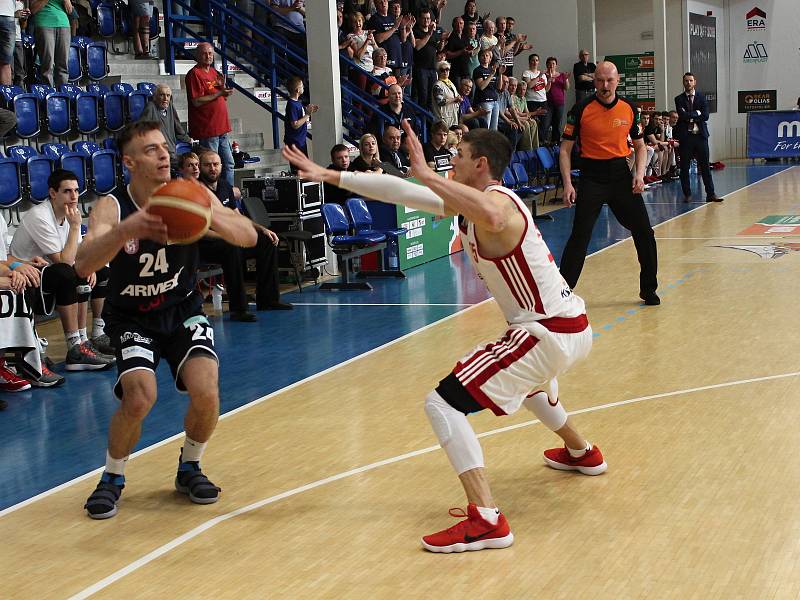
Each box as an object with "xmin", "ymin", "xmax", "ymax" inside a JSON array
[
  {"xmin": 558, "ymin": 61, "xmax": 659, "ymax": 306},
  {"xmin": 138, "ymin": 84, "xmax": 191, "ymax": 166},
  {"xmin": 185, "ymin": 43, "xmax": 235, "ymax": 186}
]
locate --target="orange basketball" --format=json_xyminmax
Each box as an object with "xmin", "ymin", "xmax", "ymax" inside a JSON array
[{"xmin": 148, "ymin": 179, "xmax": 213, "ymax": 244}]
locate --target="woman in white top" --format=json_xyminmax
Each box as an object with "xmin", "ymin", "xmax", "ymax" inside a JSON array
[
  {"xmin": 522, "ymin": 53, "xmax": 551, "ymax": 144},
  {"xmin": 347, "ymin": 12, "xmax": 375, "ymax": 91}
]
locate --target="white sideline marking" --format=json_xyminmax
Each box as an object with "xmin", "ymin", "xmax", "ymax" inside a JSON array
[
  {"xmin": 68, "ymin": 370, "xmax": 800, "ymax": 599},
  {"xmin": 286, "ymin": 303, "xmax": 478, "ymax": 307}
]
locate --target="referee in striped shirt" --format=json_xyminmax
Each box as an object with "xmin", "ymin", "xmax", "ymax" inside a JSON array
[{"xmin": 558, "ymin": 61, "xmax": 660, "ymax": 306}]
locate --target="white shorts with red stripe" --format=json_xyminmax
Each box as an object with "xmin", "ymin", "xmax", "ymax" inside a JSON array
[{"xmin": 452, "ymin": 315, "xmax": 592, "ymax": 416}]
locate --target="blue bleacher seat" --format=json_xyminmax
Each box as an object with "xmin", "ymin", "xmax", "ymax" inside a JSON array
[
  {"xmin": 535, "ymin": 146, "xmax": 560, "ymax": 201},
  {"xmin": 12, "ymin": 93, "xmax": 40, "ymax": 139},
  {"xmin": 96, "ymin": 2, "xmax": 116, "ymax": 38},
  {"xmin": 45, "ymin": 93, "xmax": 72, "ymax": 137},
  {"xmin": 91, "ymin": 150, "xmax": 118, "ymax": 195},
  {"xmin": 502, "ymin": 166, "xmax": 517, "ymax": 189},
  {"xmin": 346, "ymin": 198, "xmax": 406, "ymax": 272},
  {"xmin": 27, "ymin": 156, "xmax": 54, "ymax": 204},
  {"xmin": 111, "ymin": 82, "xmax": 134, "ymax": 95},
  {"xmin": 127, "ymin": 90, "xmax": 149, "ymax": 121},
  {"xmin": 86, "ymin": 82, "xmax": 110, "ymax": 96},
  {"xmin": 320, "ymin": 203, "xmax": 387, "ymax": 291},
  {"xmin": 76, "ymin": 92, "xmax": 101, "ymax": 135},
  {"xmin": 41, "ymin": 142, "xmax": 70, "ymax": 160},
  {"xmin": 68, "ymin": 43, "xmax": 83, "ymax": 82},
  {"xmin": 137, "ymin": 82, "xmax": 156, "ymax": 96},
  {"xmin": 1, "ymin": 85, "xmax": 25, "ymax": 108},
  {"xmin": 73, "ymin": 141, "xmax": 101, "ymax": 155},
  {"xmin": 59, "ymin": 152, "xmax": 87, "ymax": 195},
  {"xmin": 103, "ymin": 137, "xmax": 117, "ymax": 151},
  {"xmin": 0, "ymin": 158, "xmax": 23, "ymax": 207},
  {"xmin": 103, "ymin": 91, "xmax": 126, "ymax": 132},
  {"xmin": 5, "ymin": 144, "xmax": 39, "ymax": 163},
  {"xmin": 30, "ymin": 84, "xmax": 56, "ymax": 103},
  {"xmin": 175, "ymin": 141, "xmax": 193, "ymax": 156},
  {"xmin": 86, "ymin": 42, "xmax": 109, "ymax": 81},
  {"xmin": 511, "ymin": 162, "xmax": 544, "ymax": 197},
  {"xmin": 59, "ymin": 83, "xmax": 83, "ymax": 99}
]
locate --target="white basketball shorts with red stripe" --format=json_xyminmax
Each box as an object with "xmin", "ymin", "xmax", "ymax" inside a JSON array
[{"xmin": 452, "ymin": 316, "xmax": 592, "ymax": 416}]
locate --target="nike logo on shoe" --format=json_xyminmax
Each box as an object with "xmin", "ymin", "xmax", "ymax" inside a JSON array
[{"xmin": 464, "ymin": 530, "xmax": 494, "ymax": 543}]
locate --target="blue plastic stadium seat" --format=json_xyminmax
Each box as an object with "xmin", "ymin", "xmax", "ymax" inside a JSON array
[
  {"xmin": 1, "ymin": 84, "xmax": 25, "ymax": 108},
  {"xmin": 12, "ymin": 93, "xmax": 40, "ymax": 139},
  {"xmin": 41, "ymin": 142, "xmax": 70, "ymax": 160},
  {"xmin": 137, "ymin": 82, "xmax": 156, "ymax": 96},
  {"xmin": 27, "ymin": 156, "xmax": 54, "ymax": 204},
  {"xmin": 127, "ymin": 90, "xmax": 149, "ymax": 121},
  {"xmin": 45, "ymin": 92, "xmax": 72, "ymax": 137},
  {"xmin": 91, "ymin": 150, "xmax": 118, "ymax": 195},
  {"xmin": 103, "ymin": 91, "xmax": 126, "ymax": 132},
  {"xmin": 59, "ymin": 152, "xmax": 87, "ymax": 194},
  {"xmin": 68, "ymin": 43, "xmax": 83, "ymax": 82},
  {"xmin": 0, "ymin": 158, "xmax": 23, "ymax": 207},
  {"xmin": 76, "ymin": 92, "xmax": 100, "ymax": 135},
  {"xmin": 175, "ymin": 141, "xmax": 193, "ymax": 156},
  {"xmin": 73, "ymin": 141, "xmax": 101, "ymax": 155},
  {"xmin": 30, "ymin": 84, "xmax": 56, "ymax": 103},
  {"xmin": 96, "ymin": 3, "xmax": 116, "ymax": 38},
  {"xmin": 86, "ymin": 43, "xmax": 109, "ymax": 81},
  {"xmin": 320, "ymin": 203, "xmax": 387, "ymax": 291},
  {"xmin": 112, "ymin": 82, "xmax": 134, "ymax": 95},
  {"xmin": 5, "ymin": 144, "xmax": 39, "ymax": 163},
  {"xmin": 511, "ymin": 163, "xmax": 544, "ymax": 197},
  {"xmin": 86, "ymin": 83, "xmax": 110, "ymax": 96}
]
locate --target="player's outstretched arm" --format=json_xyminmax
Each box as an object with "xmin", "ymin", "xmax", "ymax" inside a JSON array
[
  {"xmin": 208, "ymin": 196, "xmax": 258, "ymax": 247},
  {"xmin": 398, "ymin": 121, "xmax": 512, "ymax": 232},
  {"xmin": 282, "ymin": 145, "xmax": 449, "ymax": 216},
  {"xmin": 75, "ymin": 196, "xmax": 168, "ymax": 278}
]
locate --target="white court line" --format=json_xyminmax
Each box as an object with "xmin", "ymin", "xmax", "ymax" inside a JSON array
[
  {"xmin": 4, "ymin": 166, "xmax": 792, "ymax": 519},
  {"xmin": 67, "ymin": 369, "xmax": 800, "ymax": 600},
  {"xmin": 287, "ymin": 303, "xmax": 477, "ymax": 307}
]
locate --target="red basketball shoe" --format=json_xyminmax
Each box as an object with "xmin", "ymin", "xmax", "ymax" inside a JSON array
[
  {"xmin": 0, "ymin": 360, "xmax": 31, "ymax": 392},
  {"xmin": 543, "ymin": 445, "xmax": 607, "ymax": 475},
  {"xmin": 421, "ymin": 503, "xmax": 514, "ymax": 553}
]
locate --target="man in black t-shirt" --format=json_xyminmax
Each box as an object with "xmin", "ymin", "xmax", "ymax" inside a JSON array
[
  {"xmin": 572, "ymin": 49, "xmax": 596, "ymax": 103},
  {"xmin": 412, "ymin": 8, "xmax": 445, "ymax": 109},
  {"xmin": 325, "ymin": 144, "xmax": 354, "ymax": 204},
  {"xmin": 445, "ymin": 16, "xmax": 470, "ymax": 85},
  {"xmin": 198, "ymin": 151, "xmax": 292, "ymax": 323},
  {"xmin": 422, "ymin": 121, "xmax": 452, "ymax": 171},
  {"xmin": 367, "ymin": 0, "xmax": 405, "ymax": 70},
  {"xmin": 369, "ymin": 84, "xmax": 418, "ymax": 138}
]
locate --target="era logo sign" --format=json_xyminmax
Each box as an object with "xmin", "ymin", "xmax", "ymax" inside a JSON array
[{"xmin": 746, "ymin": 6, "xmax": 766, "ymax": 30}]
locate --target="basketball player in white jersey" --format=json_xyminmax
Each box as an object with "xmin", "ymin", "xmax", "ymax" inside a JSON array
[{"xmin": 282, "ymin": 121, "xmax": 606, "ymax": 553}]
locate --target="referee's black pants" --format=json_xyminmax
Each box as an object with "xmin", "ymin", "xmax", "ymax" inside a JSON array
[{"xmin": 560, "ymin": 159, "xmax": 658, "ymax": 296}]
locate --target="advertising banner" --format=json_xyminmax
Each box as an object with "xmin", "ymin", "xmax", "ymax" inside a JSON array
[
  {"xmin": 746, "ymin": 110, "xmax": 800, "ymax": 158},
  {"xmin": 604, "ymin": 52, "xmax": 654, "ymax": 110},
  {"xmin": 737, "ymin": 90, "xmax": 776, "ymax": 112},
  {"xmin": 689, "ymin": 13, "xmax": 718, "ymax": 113}
]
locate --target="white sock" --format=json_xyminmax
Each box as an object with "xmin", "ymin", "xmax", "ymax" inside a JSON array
[
  {"xmin": 568, "ymin": 442, "xmax": 592, "ymax": 458},
  {"xmin": 92, "ymin": 318, "xmax": 106, "ymax": 338},
  {"xmin": 105, "ymin": 451, "xmax": 128, "ymax": 475},
  {"xmin": 181, "ymin": 436, "xmax": 207, "ymax": 463},
  {"xmin": 79, "ymin": 328, "xmax": 88, "ymax": 343},
  {"xmin": 477, "ymin": 505, "xmax": 500, "ymax": 525},
  {"xmin": 65, "ymin": 331, "xmax": 81, "ymax": 348}
]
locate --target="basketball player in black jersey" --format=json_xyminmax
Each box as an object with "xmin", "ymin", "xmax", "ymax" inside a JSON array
[{"xmin": 75, "ymin": 122, "xmax": 257, "ymax": 519}]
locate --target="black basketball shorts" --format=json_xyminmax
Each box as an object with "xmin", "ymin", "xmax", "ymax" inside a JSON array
[{"xmin": 107, "ymin": 310, "xmax": 218, "ymax": 400}]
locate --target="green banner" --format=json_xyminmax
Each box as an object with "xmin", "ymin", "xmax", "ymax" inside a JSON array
[{"xmin": 604, "ymin": 52, "xmax": 655, "ymax": 110}]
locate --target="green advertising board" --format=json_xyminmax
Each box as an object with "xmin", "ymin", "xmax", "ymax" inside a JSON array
[
  {"xmin": 604, "ymin": 52, "xmax": 655, "ymax": 110},
  {"xmin": 395, "ymin": 178, "xmax": 461, "ymax": 269}
]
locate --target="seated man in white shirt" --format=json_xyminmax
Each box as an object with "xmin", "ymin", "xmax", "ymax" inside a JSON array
[{"xmin": 10, "ymin": 169, "xmax": 115, "ymax": 371}]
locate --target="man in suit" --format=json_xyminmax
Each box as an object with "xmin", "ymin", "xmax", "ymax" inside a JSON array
[
  {"xmin": 379, "ymin": 125, "xmax": 410, "ymax": 176},
  {"xmin": 673, "ymin": 72, "xmax": 723, "ymax": 203}
]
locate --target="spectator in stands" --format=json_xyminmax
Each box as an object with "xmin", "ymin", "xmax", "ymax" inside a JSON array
[
  {"xmin": 393, "ymin": 2, "xmax": 415, "ymax": 84},
  {"xmin": 368, "ymin": 0, "xmax": 407, "ymax": 74},
  {"xmin": 0, "ymin": 106, "xmax": 15, "ymax": 137},
  {"xmin": 504, "ymin": 16, "xmax": 531, "ymax": 64},
  {"xmin": 350, "ymin": 133, "xmax": 383, "ymax": 172},
  {"xmin": 178, "ymin": 151, "xmax": 200, "ymax": 180},
  {"xmin": 369, "ymin": 83, "xmax": 416, "ymax": 137},
  {"xmin": 270, "ymin": 0, "xmax": 306, "ymax": 49},
  {"xmin": 325, "ymin": 144, "xmax": 353, "ymax": 204},
  {"xmin": 128, "ymin": 0, "xmax": 152, "ymax": 59},
  {"xmin": 423, "ymin": 120, "xmax": 451, "ymax": 170},
  {"xmin": 473, "ymin": 48, "xmax": 503, "ymax": 130},
  {"xmin": 445, "ymin": 16, "xmax": 469, "ymax": 85},
  {"xmin": 573, "ymin": 49, "xmax": 596, "ymax": 103},
  {"xmin": 198, "ymin": 151, "xmax": 291, "ymax": 322},
  {"xmin": 30, "ymin": 0, "xmax": 70, "ymax": 87},
  {"xmin": 457, "ymin": 75, "xmax": 487, "ymax": 129},
  {"xmin": 370, "ymin": 48, "xmax": 407, "ymax": 103},
  {"xmin": 432, "ymin": 60, "xmax": 460, "ymax": 128},
  {"xmin": 0, "ymin": 0, "xmax": 16, "ymax": 85},
  {"xmin": 337, "ymin": 7, "xmax": 354, "ymax": 58},
  {"xmin": 449, "ymin": 123, "xmax": 466, "ymax": 145},
  {"xmin": 463, "ymin": 20, "xmax": 480, "ymax": 83},
  {"xmin": 522, "ymin": 53, "xmax": 549, "ymax": 143},
  {"xmin": 0, "ymin": 213, "xmax": 64, "ymax": 392},
  {"xmin": 543, "ymin": 56, "xmax": 569, "ymax": 145},
  {"xmin": 139, "ymin": 84, "xmax": 192, "ymax": 166},
  {"xmin": 284, "ymin": 75, "xmax": 319, "ymax": 169},
  {"xmin": 10, "ymin": 169, "xmax": 115, "ymax": 371},
  {"xmin": 496, "ymin": 76, "xmax": 522, "ymax": 149},
  {"xmin": 495, "ymin": 16, "xmax": 519, "ymax": 78},
  {"xmin": 478, "ymin": 18, "xmax": 499, "ymax": 60},
  {"xmin": 379, "ymin": 125, "xmax": 410, "ymax": 175},
  {"xmin": 12, "ymin": 0, "xmax": 28, "ymax": 86},
  {"xmin": 665, "ymin": 110, "xmax": 679, "ymax": 177},
  {"xmin": 185, "ymin": 42, "xmax": 235, "ymax": 186},
  {"xmin": 347, "ymin": 11, "xmax": 376, "ymax": 91},
  {"xmin": 512, "ymin": 80, "xmax": 540, "ymax": 150},
  {"xmin": 461, "ymin": 0, "xmax": 480, "ymax": 33},
  {"xmin": 640, "ymin": 110, "xmax": 664, "ymax": 183},
  {"xmin": 412, "ymin": 8, "xmax": 444, "ymax": 110}
]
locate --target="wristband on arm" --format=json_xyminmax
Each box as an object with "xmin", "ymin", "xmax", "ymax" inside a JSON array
[{"xmin": 9, "ymin": 261, "xmax": 23, "ymax": 270}]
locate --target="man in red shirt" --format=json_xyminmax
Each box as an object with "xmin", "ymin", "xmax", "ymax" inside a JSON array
[{"xmin": 185, "ymin": 43, "xmax": 235, "ymax": 186}]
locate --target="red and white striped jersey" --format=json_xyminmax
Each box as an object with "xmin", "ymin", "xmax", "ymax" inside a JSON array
[{"xmin": 459, "ymin": 184, "xmax": 586, "ymax": 325}]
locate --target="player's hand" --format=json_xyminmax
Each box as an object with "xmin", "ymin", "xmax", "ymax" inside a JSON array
[
  {"xmin": 66, "ymin": 205, "xmax": 82, "ymax": 228},
  {"xmin": 305, "ymin": 103, "xmax": 320, "ymax": 114},
  {"xmin": 121, "ymin": 209, "xmax": 168, "ymax": 244},
  {"xmin": 281, "ymin": 145, "xmax": 330, "ymax": 183},
  {"xmin": 632, "ymin": 176, "xmax": 645, "ymax": 194},
  {"xmin": 8, "ymin": 270, "xmax": 28, "ymax": 292},
  {"xmin": 88, "ymin": 272, "xmax": 97, "ymax": 289},
  {"xmin": 13, "ymin": 262, "xmax": 40, "ymax": 287},
  {"xmin": 29, "ymin": 256, "xmax": 48, "ymax": 267},
  {"xmin": 563, "ymin": 184, "xmax": 576, "ymax": 207},
  {"xmin": 258, "ymin": 225, "xmax": 279, "ymax": 245}
]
